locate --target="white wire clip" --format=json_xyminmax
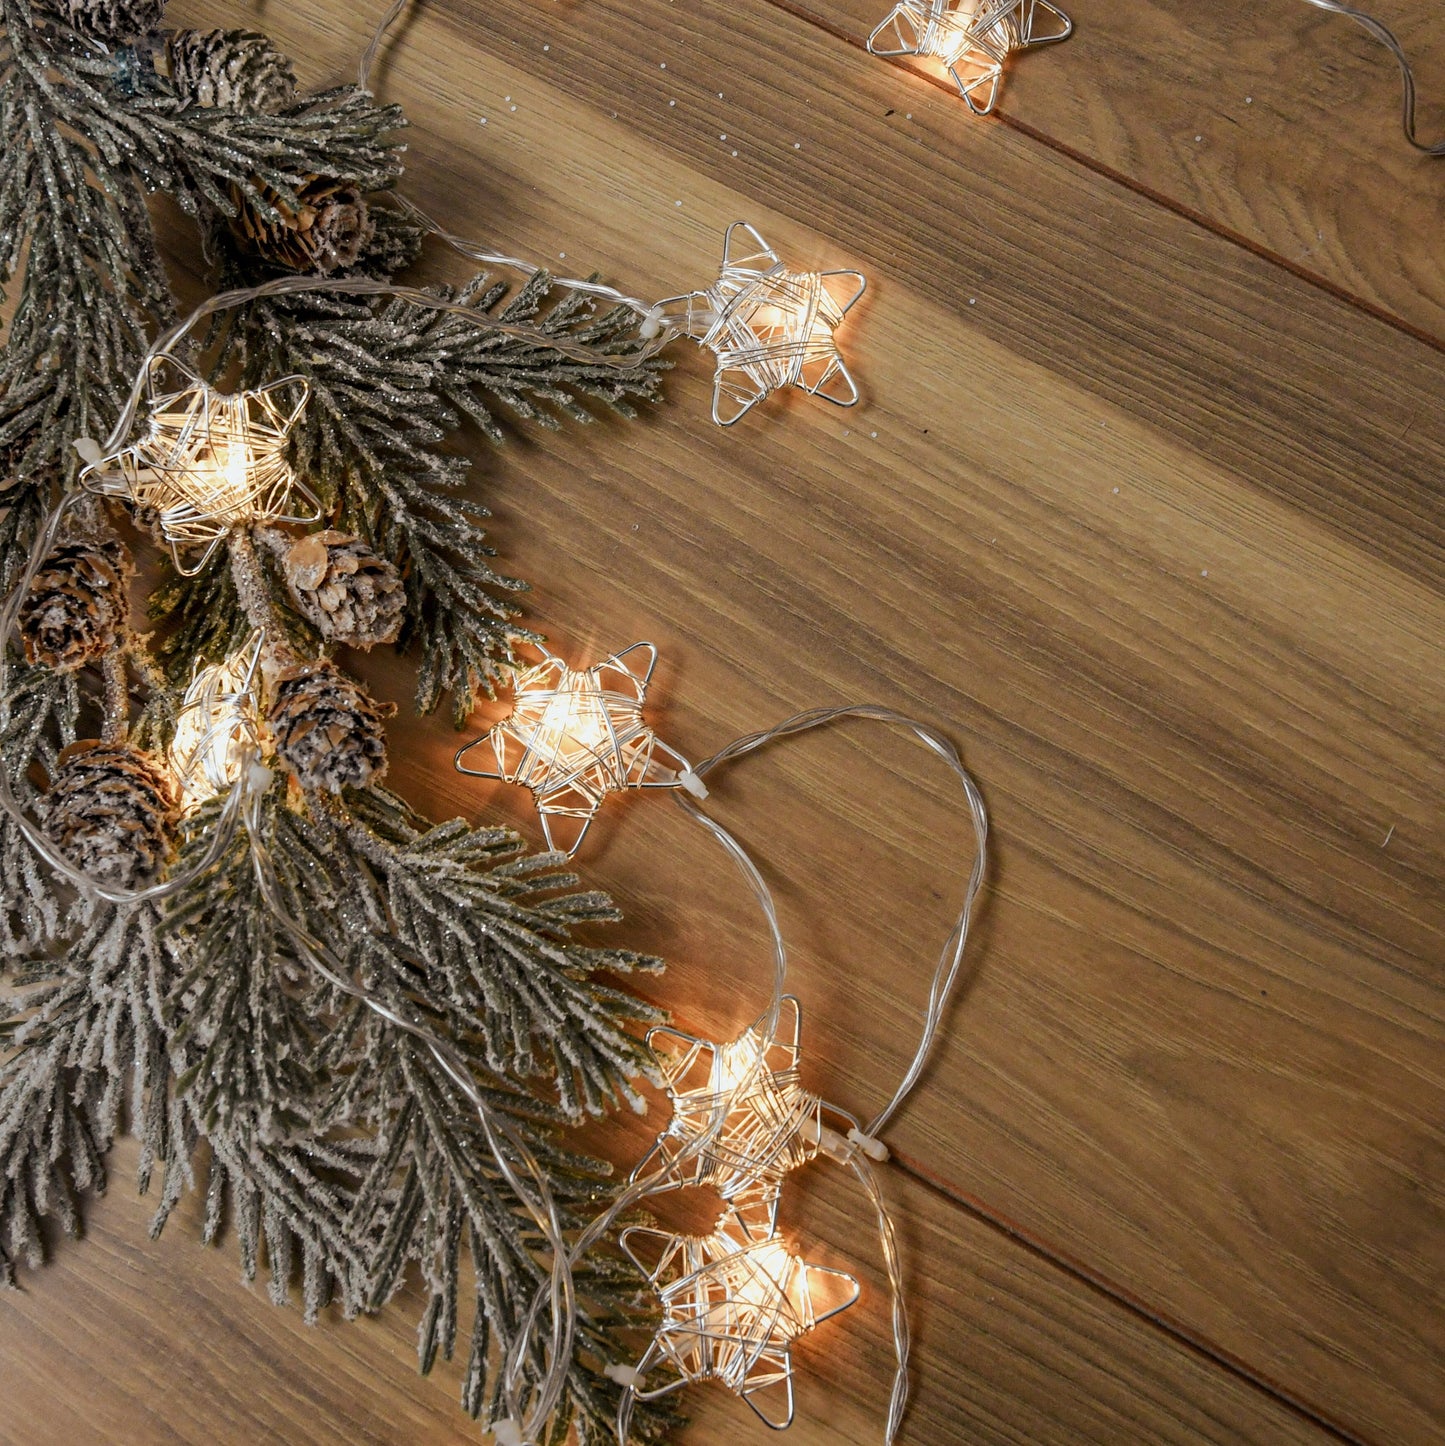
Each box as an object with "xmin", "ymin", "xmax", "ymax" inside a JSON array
[
  {"xmin": 490, "ymin": 1420, "xmax": 526, "ymax": 1446},
  {"xmin": 848, "ymin": 1126, "xmax": 890, "ymax": 1163},
  {"xmin": 798, "ymin": 1116, "xmax": 888, "ymax": 1165},
  {"xmin": 604, "ymin": 1363, "xmax": 643, "ymax": 1388}
]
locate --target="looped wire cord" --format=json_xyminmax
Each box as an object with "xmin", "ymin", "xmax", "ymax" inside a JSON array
[
  {"xmin": 689, "ymin": 704, "xmax": 990, "ymax": 1140},
  {"xmin": 681, "ymin": 704, "xmax": 987, "ymax": 1443},
  {"xmin": 1300, "ymin": 0, "xmax": 1445, "ymax": 154}
]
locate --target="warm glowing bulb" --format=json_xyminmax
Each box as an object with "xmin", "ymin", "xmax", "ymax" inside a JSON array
[
  {"xmin": 455, "ymin": 642, "xmax": 696, "ymax": 856},
  {"xmin": 169, "ymin": 634, "xmax": 264, "ymax": 810},
  {"xmin": 650, "ymin": 224, "xmax": 865, "ymax": 426},
  {"xmin": 618, "ymin": 1211, "xmax": 860, "ymax": 1427},
  {"xmin": 81, "ymin": 363, "xmax": 318, "ymax": 576},
  {"xmin": 868, "ymin": 0, "xmax": 1073, "ymax": 115}
]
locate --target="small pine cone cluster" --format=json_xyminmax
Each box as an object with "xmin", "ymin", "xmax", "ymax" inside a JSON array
[
  {"xmin": 267, "ymin": 661, "xmax": 393, "ymax": 793},
  {"xmin": 280, "ymin": 531, "xmax": 405, "ymax": 650},
  {"xmin": 167, "ymin": 29, "xmax": 297, "ymax": 112},
  {"xmin": 18, "ymin": 539, "xmax": 132, "ymax": 671},
  {"xmin": 42, "ymin": 741, "xmax": 179, "ymax": 890},
  {"xmin": 44, "ymin": 0, "xmax": 166, "ymax": 43},
  {"xmin": 231, "ymin": 175, "xmax": 375, "ymax": 275}
]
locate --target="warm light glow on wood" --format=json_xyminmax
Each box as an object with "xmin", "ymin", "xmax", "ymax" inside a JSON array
[{"xmin": 869, "ymin": 0, "xmax": 1073, "ymax": 114}]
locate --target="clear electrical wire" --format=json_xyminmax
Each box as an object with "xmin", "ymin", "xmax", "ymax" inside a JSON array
[{"xmin": 1300, "ymin": 0, "xmax": 1445, "ymax": 155}]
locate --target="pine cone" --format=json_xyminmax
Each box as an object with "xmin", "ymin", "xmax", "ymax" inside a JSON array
[
  {"xmin": 279, "ymin": 531, "xmax": 405, "ymax": 649},
  {"xmin": 42, "ymin": 741, "xmax": 178, "ymax": 889},
  {"xmin": 267, "ymin": 661, "xmax": 393, "ymax": 793},
  {"xmin": 167, "ymin": 28, "xmax": 297, "ymax": 112},
  {"xmin": 18, "ymin": 538, "xmax": 132, "ymax": 671},
  {"xmin": 231, "ymin": 175, "xmax": 375, "ymax": 275},
  {"xmin": 44, "ymin": 0, "xmax": 167, "ymax": 43}
]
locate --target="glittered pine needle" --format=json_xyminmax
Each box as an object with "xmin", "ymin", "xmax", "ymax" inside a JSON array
[{"xmin": 868, "ymin": 0, "xmax": 1073, "ymax": 114}]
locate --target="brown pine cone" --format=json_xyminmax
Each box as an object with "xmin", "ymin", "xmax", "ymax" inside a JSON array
[
  {"xmin": 230, "ymin": 175, "xmax": 375, "ymax": 275},
  {"xmin": 18, "ymin": 538, "xmax": 132, "ymax": 671},
  {"xmin": 43, "ymin": 0, "xmax": 166, "ymax": 42},
  {"xmin": 267, "ymin": 660, "xmax": 393, "ymax": 793},
  {"xmin": 167, "ymin": 28, "xmax": 297, "ymax": 112},
  {"xmin": 279, "ymin": 531, "xmax": 405, "ymax": 650},
  {"xmin": 42, "ymin": 741, "xmax": 179, "ymax": 890}
]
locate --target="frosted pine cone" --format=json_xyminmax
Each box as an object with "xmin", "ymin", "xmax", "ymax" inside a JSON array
[
  {"xmin": 278, "ymin": 531, "xmax": 405, "ymax": 649},
  {"xmin": 42, "ymin": 741, "xmax": 179, "ymax": 889},
  {"xmin": 44, "ymin": 0, "xmax": 167, "ymax": 42},
  {"xmin": 18, "ymin": 539, "xmax": 132, "ymax": 671},
  {"xmin": 231, "ymin": 175, "xmax": 375, "ymax": 275},
  {"xmin": 167, "ymin": 29, "xmax": 297, "ymax": 112},
  {"xmin": 267, "ymin": 661, "xmax": 392, "ymax": 793}
]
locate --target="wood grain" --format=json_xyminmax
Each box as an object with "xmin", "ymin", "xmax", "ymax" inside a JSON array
[
  {"xmin": 0, "ymin": 1138, "xmax": 1334, "ymax": 1446},
  {"xmin": 4, "ymin": 0, "xmax": 1443, "ymax": 1443},
  {"xmin": 797, "ymin": 0, "xmax": 1445, "ymax": 344}
]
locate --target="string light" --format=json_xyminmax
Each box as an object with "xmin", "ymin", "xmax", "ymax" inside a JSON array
[
  {"xmin": 646, "ymin": 223, "xmax": 866, "ymax": 427},
  {"xmin": 168, "ymin": 631, "xmax": 267, "ymax": 812},
  {"xmin": 634, "ymin": 996, "xmax": 862, "ymax": 1219},
  {"xmin": 868, "ymin": 0, "xmax": 1073, "ymax": 114},
  {"xmin": 80, "ymin": 360, "xmax": 319, "ymax": 576},
  {"xmin": 454, "ymin": 642, "xmax": 704, "ymax": 856},
  {"xmin": 616, "ymin": 1211, "xmax": 859, "ymax": 1429}
]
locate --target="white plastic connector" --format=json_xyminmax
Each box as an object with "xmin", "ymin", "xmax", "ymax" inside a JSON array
[
  {"xmin": 245, "ymin": 761, "xmax": 273, "ymax": 796},
  {"xmin": 678, "ymin": 768, "xmax": 709, "ymax": 800},
  {"xmin": 799, "ymin": 1116, "xmax": 853, "ymax": 1164},
  {"xmin": 72, "ymin": 436, "xmax": 104, "ymax": 465},
  {"xmin": 800, "ymin": 1116, "xmax": 890, "ymax": 1164},
  {"xmin": 639, "ymin": 308, "xmax": 664, "ymax": 340},
  {"xmin": 490, "ymin": 1420, "xmax": 525, "ymax": 1446},
  {"xmin": 604, "ymin": 1363, "xmax": 643, "ymax": 1388},
  {"xmin": 847, "ymin": 1127, "xmax": 890, "ymax": 1163}
]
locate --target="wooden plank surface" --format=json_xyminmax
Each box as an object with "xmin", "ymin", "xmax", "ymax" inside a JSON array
[
  {"xmin": 803, "ymin": 0, "xmax": 1445, "ymax": 344},
  {"xmin": 0, "ymin": 1137, "xmax": 1334, "ymax": 1445},
  {"xmin": 3, "ymin": 0, "xmax": 1443, "ymax": 1444}
]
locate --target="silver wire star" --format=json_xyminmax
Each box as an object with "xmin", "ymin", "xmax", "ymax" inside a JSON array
[
  {"xmin": 653, "ymin": 223, "xmax": 866, "ymax": 426},
  {"xmin": 869, "ymin": 0, "xmax": 1073, "ymax": 114},
  {"xmin": 619, "ymin": 1210, "xmax": 859, "ymax": 1429},
  {"xmin": 82, "ymin": 360, "xmax": 318, "ymax": 576},
  {"xmin": 168, "ymin": 630, "xmax": 266, "ymax": 811},
  {"xmin": 634, "ymin": 996, "xmax": 831, "ymax": 1229},
  {"xmin": 454, "ymin": 642, "xmax": 695, "ymax": 856}
]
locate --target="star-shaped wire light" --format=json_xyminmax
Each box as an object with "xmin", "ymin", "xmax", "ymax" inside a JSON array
[
  {"xmin": 619, "ymin": 1211, "xmax": 859, "ymax": 1429},
  {"xmin": 652, "ymin": 223, "xmax": 866, "ymax": 426},
  {"xmin": 634, "ymin": 996, "xmax": 831, "ymax": 1228},
  {"xmin": 168, "ymin": 630, "xmax": 266, "ymax": 812},
  {"xmin": 81, "ymin": 360, "xmax": 319, "ymax": 576},
  {"xmin": 454, "ymin": 642, "xmax": 696, "ymax": 856},
  {"xmin": 869, "ymin": 0, "xmax": 1073, "ymax": 114}
]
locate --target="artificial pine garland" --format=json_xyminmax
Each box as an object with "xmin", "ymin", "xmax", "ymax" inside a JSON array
[{"xmin": 0, "ymin": 0, "xmax": 679, "ymax": 1438}]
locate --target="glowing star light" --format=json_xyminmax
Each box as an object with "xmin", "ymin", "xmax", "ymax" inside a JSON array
[
  {"xmin": 82, "ymin": 360, "xmax": 319, "ymax": 575},
  {"xmin": 650, "ymin": 223, "xmax": 865, "ymax": 427},
  {"xmin": 618, "ymin": 1213, "xmax": 859, "ymax": 1429},
  {"xmin": 454, "ymin": 642, "xmax": 700, "ymax": 856},
  {"xmin": 869, "ymin": 0, "xmax": 1073, "ymax": 114},
  {"xmin": 168, "ymin": 631, "xmax": 266, "ymax": 810},
  {"xmin": 635, "ymin": 996, "xmax": 839, "ymax": 1227}
]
